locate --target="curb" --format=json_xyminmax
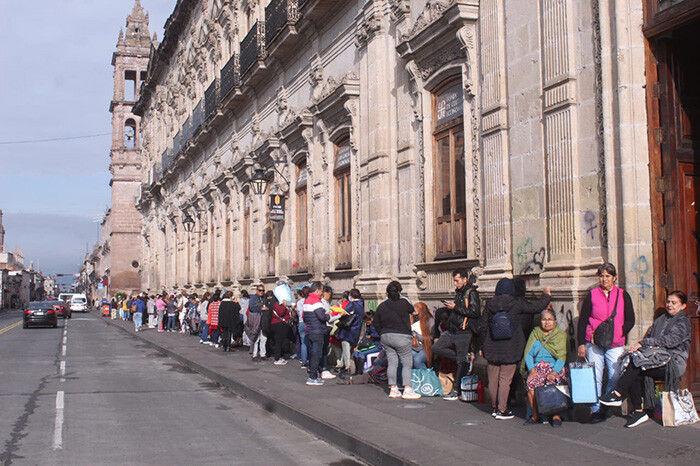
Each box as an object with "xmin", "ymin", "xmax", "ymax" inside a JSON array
[{"xmin": 102, "ymin": 315, "xmax": 414, "ymax": 466}]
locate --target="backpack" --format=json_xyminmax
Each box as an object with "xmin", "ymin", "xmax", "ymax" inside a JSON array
[{"xmin": 490, "ymin": 309, "xmax": 514, "ymax": 340}]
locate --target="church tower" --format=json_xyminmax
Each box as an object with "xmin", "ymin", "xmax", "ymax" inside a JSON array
[{"xmin": 108, "ymin": 0, "xmax": 154, "ymax": 294}]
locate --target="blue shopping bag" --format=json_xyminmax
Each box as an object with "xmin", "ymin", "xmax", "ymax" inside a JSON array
[
  {"xmin": 569, "ymin": 362, "xmax": 597, "ymax": 404},
  {"xmin": 411, "ymin": 369, "xmax": 444, "ymax": 397}
]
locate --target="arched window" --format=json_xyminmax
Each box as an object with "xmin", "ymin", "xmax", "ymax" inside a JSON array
[
  {"xmin": 334, "ymin": 137, "xmax": 352, "ymax": 269},
  {"xmin": 124, "ymin": 118, "xmax": 137, "ymax": 149},
  {"xmin": 433, "ymin": 80, "xmax": 466, "ymax": 258}
]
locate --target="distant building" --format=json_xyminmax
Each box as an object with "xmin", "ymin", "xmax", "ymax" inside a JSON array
[
  {"xmin": 44, "ymin": 276, "xmax": 56, "ymax": 299},
  {"xmin": 0, "ymin": 209, "xmax": 5, "ymax": 253}
]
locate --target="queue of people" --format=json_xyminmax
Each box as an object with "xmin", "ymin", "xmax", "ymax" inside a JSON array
[{"xmin": 103, "ymin": 262, "xmax": 694, "ymax": 429}]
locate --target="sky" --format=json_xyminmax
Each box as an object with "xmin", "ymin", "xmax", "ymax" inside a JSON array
[{"xmin": 0, "ymin": 0, "xmax": 176, "ymax": 275}]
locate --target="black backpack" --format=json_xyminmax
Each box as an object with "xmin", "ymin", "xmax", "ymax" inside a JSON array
[{"xmin": 490, "ymin": 309, "xmax": 514, "ymax": 340}]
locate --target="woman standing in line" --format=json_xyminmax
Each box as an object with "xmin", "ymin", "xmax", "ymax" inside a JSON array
[
  {"xmin": 335, "ymin": 289, "xmax": 365, "ymax": 378},
  {"xmin": 218, "ymin": 291, "xmax": 241, "ymax": 352},
  {"xmin": 577, "ymin": 263, "xmax": 635, "ymax": 423},
  {"xmin": 207, "ymin": 289, "xmax": 222, "ymax": 348},
  {"xmin": 198, "ymin": 292, "xmax": 210, "ymax": 344},
  {"xmin": 481, "ymin": 278, "xmax": 551, "ymax": 420},
  {"xmin": 374, "ymin": 282, "xmax": 421, "ymax": 400},
  {"xmin": 165, "ymin": 295, "xmax": 178, "ymax": 332}
]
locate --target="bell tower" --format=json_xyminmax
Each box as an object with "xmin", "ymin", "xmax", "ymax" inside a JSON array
[{"xmin": 108, "ymin": 0, "xmax": 154, "ymax": 294}]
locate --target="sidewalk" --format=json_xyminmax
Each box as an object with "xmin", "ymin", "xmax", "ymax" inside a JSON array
[{"xmin": 101, "ymin": 314, "xmax": 700, "ymax": 465}]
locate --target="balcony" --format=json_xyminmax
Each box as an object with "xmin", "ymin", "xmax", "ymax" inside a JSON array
[
  {"xmin": 161, "ymin": 148, "xmax": 173, "ymax": 175},
  {"xmin": 266, "ymin": 0, "xmax": 300, "ymax": 46},
  {"xmin": 220, "ymin": 53, "xmax": 241, "ymax": 105},
  {"xmin": 298, "ymin": 0, "xmax": 338, "ymax": 24},
  {"xmin": 192, "ymin": 99, "xmax": 205, "ymax": 136},
  {"xmin": 239, "ymin": 21, "xmax": 267, "ymax": 83},
  {"xmin": 172, "ymin": 130, "xmax": 183, "ymax": 158},
  {"xmin": 182, "ymin": 116, "xmax": 194, "ymax": 145},
  {"xmin": 204, "ymin": 79, "xmax": 220, "ymax": 119}
]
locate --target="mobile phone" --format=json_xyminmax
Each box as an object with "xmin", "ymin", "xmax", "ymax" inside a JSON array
[{"xmin": 441, "ymin": 299, "xmax": 449, "ymax": 304}]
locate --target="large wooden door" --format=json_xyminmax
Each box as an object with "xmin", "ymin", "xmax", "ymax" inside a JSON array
[{"xmin": 652, "ymin": 22, "xmax": 700, "ymax": 394}]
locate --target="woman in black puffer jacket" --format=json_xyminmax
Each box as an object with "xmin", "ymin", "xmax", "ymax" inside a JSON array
[{"xmin": 481, "ymin": 278, "xmax": 551, "ymax": 420}]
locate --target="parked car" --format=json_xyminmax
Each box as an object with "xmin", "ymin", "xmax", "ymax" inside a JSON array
[
  {"xmin": 24, "ymin": 301, "xmax": 58, "ymax": 328},
  {"xmin": 69, "ymin": 294, "xmax": 88, "ymax": 312},
  {"xmin": 47, "ymin": 300, "xmax": 72, "ymax": 319}
]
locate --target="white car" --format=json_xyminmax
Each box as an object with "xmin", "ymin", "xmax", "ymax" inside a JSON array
[{"xmin": 69, "ymin": 295, "xmax": 88, "ymax": 312}]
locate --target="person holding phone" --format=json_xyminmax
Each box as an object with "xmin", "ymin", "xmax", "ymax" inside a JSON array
[{"xmin": 432, "ymin": 268, "xmax": 482, "ymax": 401}]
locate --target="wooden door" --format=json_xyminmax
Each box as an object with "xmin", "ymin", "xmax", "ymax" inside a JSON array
[{"xmin": 654, "ymin": 23, "xmax": 700, "ymax": 394}]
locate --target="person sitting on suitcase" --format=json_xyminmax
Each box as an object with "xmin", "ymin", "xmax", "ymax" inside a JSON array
[{"xmin": 520, "ymin": 309, "xmax": 568, "ymax": 427}]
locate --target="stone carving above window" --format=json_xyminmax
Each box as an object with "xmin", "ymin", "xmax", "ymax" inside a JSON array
[{"xmin": 404, "ymin": 0, "xmax": 457, "ymax": 42}]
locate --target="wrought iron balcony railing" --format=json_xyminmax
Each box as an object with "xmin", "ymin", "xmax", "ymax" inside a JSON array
[
  {"xmin": 182, "ymin": 116, "xmax": 194, "ymax": 144},
  {"xmin": 266, "ymin": 0, "xmax": 299, "ymax": 46},
  {"xmin": 220, "ymin": 54, "xmax": 240, "ymax": 99},
  {"xmin": 172, "ymin": 131, "xmax": 183, "ymax": 158},
  {"xmin": 161, "ymin": 148, "xmax": 173, "ymax": 174},
  {"xmin": 204, "ymin": 79, "xmax": 220, "ymax": 118},
  {"xmin": 240, "ymin": 21, "xmax": 266, "ymax": 77},
  {"xmin": 192, "ymin": 99, "xmax": 204, "ymax": 134}
]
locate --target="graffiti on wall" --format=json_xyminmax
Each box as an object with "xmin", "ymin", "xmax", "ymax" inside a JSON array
[
  {"xmin": 629, "ymin": 255, "xmax": 653, "ymax": 299},
  {"xmin": 516, "ymin": 237, "xmax": 545, "ymax": 274}
]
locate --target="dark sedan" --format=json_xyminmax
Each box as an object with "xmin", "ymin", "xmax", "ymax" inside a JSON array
[{"xmin": 24, "ymin": 301, "xmax": 58, "ymax": 328}]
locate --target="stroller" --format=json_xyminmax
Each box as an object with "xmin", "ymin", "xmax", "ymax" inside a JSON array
[{"xmin": 182, "ymin": 305, "xmax": 200, "ymax": 336}]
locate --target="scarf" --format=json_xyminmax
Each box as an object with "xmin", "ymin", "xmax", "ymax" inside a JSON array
[{"xmin": 520, "ymin": 325, "xmax": 568, "ymax": 376}]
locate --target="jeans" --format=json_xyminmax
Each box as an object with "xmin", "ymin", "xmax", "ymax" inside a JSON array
[
  {"xmin": 133, "ymin": 313, "xmax": 142, "ymax": 331},
  {"xmin": 200, "ymin": 322, "xmax": 210, "ymax": 342},
  {"xmin": 157, "ymin": 309, "xmax": 164, "ymax": 329},
  {"xmin": 339, "ymin": 341, "xmax": 352, "ymax": 368},
  {"xmin": 321, "ymin": 329, "xmax": 331, "ymax": 371},
  {"xmin": 271, "ymin": 322, "xmax": 291, "ymax": 360},
  {"xmin": 252, "ymin": 332, "xmax": 267, "ymax": 357},
  {"xmin": 297, "ymin": 322, "xmax": 308, "ymax": 364},
  {"xmin": 412, "ymin": 349, "xmax": 427, "ymax": 369},
  {"xmin": 167, "ymin": 314, "xmax": 177, "ymax": 332},
  {"xmin": 211, "ymin": 327, "xmax": 221, "ymax": 346},
  {"xmin": 433, "ymin": 331, "xmax": 472, "ymax": 393},
  {"xmin": 380, "ymin": 333, "xmax": 413, "ymax": 387},
  {"xmin": 586, "ymin": 343, "xmax": 625, "ymax": 413},
  {"xmin": 308, "ymin": 333, "xmax": 325, "ymax": 379}
]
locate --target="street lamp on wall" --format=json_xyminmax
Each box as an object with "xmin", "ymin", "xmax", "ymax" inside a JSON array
[
  {"xmin": 250, "ymin": 168, "xmax": 268, "ymax": 196},
  {"xmin": 182, "ymin": 214, "xmax": 195, "ymax": 233}
]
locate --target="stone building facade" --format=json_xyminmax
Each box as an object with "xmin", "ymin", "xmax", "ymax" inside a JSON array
[
  {"xmin": 108, "ymin": 1, "xmax": 157, "ymax": 295},
  {"xmin": 133, "ymin": 0, "xmax": 682, "ymax": 349}
]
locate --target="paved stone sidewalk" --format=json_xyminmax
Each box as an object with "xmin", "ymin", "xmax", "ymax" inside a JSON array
[{"xmin": 100, "ymin": 314, "xmax": 700, "ymax": 466}]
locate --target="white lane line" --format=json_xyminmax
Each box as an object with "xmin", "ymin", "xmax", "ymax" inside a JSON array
[
  {"xmin": 62, "ymin": 344, "xmax": 66, "ymax": 357},
  {"xmin": 53, "ymin": 391, "xmax": 64, "ymax": 450},
  {"xmin": 60, "ymin": 361, "xmax": 66, "ymax": 382},
  {"xmin": 62, "ymin": 336, "xmax": 67, "ymax": 345}
]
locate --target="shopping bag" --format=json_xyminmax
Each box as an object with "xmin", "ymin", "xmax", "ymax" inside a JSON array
[
  {"xmin": 438, "ymin": 372, "xmax": 454, "ymax": 394},
  {"xmin": 273, "ymin": 282, "xmax": 293, "ymax": 304},
  {"xmin": 662, "ymin": 389, "xmax": 700, "ymax": 427},
  {"xmin": 535, "ymin": 385, "xmax": 571, "ymax": 416},
  {"xmin": 569, "ymin": 362, "xmax": 597, "ymax": 404},
  {"xmin": 411, "ymin": 369, "xmax": 444, "ymax": 397},
  {"xmin": 460, "ymin": 375, "xmax": 479, "ymax": 402}
]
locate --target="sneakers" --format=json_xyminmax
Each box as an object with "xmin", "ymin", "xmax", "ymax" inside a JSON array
[
  {"xmin": 274, "ymin": 359, "xmax": 288, "ymax": 366},
  {"xmin": 306, "ymin": 378, "xmax": 324, "ymax": 386},
  {"xmin": 251, "ymin": 356, "xmax": 262, "ymax": 362},
  {"xmin": 389, "ymin": 387, "xmax": 402, "ymax": 398},
  {"xmin": 443, "ymin": 391, "xmax": 459, "ymax": 401},
  {"xmin": 402, "ymin": 388, "xmax": 421, "ymax": 400},
  {"xmin": 599, "ymin": 391, "xmax": 623, "ymax": 407},
  {"xmin": 321, "ymin": 370, "xmax": 336, "ymax": 380},
  {"xmin": 625, "ymin": 411, "xmax": 649, "ymax": 428},
  {"xmin": 491, "ymin": 408, "xmax": 498, "ymax": 417},
  {"xmin": 495, "ymin": 409, "xmax": 514, "ymax": 420}
]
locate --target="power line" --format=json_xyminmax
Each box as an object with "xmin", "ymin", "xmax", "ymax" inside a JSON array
[{"xmin": 0, "ymin": 133, "xmax": 111, "ymax": 145}]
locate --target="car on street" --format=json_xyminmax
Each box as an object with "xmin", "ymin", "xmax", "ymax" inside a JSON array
[
  {"xmin": 47, "ymin": 300, "xmax": 72, "ymax": 319},
  {"xmin": 24, "ymin": 301, "xmax": 58, "ymax": 328},
  {"xmin": 69, "ymin": 294, "xmax": 88, "ymax": 313}
]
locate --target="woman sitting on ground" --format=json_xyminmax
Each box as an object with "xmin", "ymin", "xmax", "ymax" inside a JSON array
[
  {"xmin": 520, "ymin": 309, "xmax": 568, "ymax": 427},
  {"xmin": 600, "ymin": 290, "xmax": 692, "ymax": 428},
  {"xmin": 411, "ymin": 302, "xmax": 434, "ymax": 370}
]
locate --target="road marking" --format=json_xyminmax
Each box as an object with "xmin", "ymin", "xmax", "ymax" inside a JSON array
[
  {"xmin": 62, "ymin": 344, "xmax": 66, "ymax": 357},
  {"xmin": 60, "ymin": 361, "xmax": 66, "ymax": 381},
  {"xmin": 0, "ymin": 320, "xmax": 22, "ymax": 335},
  {"xmin": 53, "ymin": 391, "xmax": 64, "ymax": 450}
]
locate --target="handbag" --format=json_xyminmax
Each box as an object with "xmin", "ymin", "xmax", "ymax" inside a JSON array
[
  {"xmin": 460, "ymin": 375, "xmax": 479, "ymax": 402},
  {"xmin": 535, "ymin": 385, "xmax": 571, "ymax": 416},
  {"xmin": 438, "ymin": 372, "xmax": 454, "ymax": 394},
  {"xmin": 411, "ymin": 368, "xmax": 444, "ymax": 397},
  {"xmin": 662, "ymin": 389, "xmax": 700, "ymax": 427},
  {"xmin": 569, "ymin": 361, "xmax": 598, "ymax": 404},
  {"xmin": 592, "ymin": 289, "xmax": 620, "ymax": 349},
  {"xmin": 336, "ymin": 313, "xmax": 357, "ymax": 330}
]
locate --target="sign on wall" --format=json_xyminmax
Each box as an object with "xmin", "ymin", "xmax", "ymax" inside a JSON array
[
  {"xmin": 436, "ymin": 83, "xmax": 463, "ymax": 125},
  {"xmin": 269, "ymin": 194, "xmax": 285, "ymax": 222}
]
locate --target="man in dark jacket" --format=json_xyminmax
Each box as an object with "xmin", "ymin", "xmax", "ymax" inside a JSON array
[
  {"xmin": 432, "ymin": 268, "xmax": 482, "ymax": 400},
  {"xmin": 303, "ymin": 282, "xmax": 330, "ymax": 386}
]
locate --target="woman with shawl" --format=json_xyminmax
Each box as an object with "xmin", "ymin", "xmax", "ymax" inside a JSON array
[{"xmin": 520, "ymin": 309, "xmax": 568, "ymax": 426}]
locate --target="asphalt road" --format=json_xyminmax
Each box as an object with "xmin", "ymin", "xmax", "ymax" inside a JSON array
[{"xmin": 0, "ymin": 309, "xmax": 361, "ymax": 465}]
